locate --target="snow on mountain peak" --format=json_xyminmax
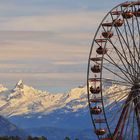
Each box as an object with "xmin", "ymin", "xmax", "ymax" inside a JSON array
[
  {"xmin": 103, "ymin": 84, "xmax": 128, "ymax": 107},
  {"xmin": 0, "ymin": 84, "xmax": 7, "ymax": 93},
  {"xmin": 17, "ymin": 80, "xmax": 23, "ymax": 86},
  {"xmin": 66, "ymin": 86, "xmax": 87, "ymax": 104},
  {"xmin": 14, "ymin": 80, "xmax": 24, "ymax": 91},
  {"xmin": 0, "ymin": 81, "xmax": 89, "ymax": 117},
  {"xmin": 0, "ymin": 81, "xmax": 128, "ymax": 117}
]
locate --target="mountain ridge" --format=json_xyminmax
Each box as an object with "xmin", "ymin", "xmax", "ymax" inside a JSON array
[
  {"xmin": 0, "ymin": 80, "xmax": 129, "ymax": 139},
  {"xmin": 0, "ymin": 80, "xmax": 88, "ymax": 117}
]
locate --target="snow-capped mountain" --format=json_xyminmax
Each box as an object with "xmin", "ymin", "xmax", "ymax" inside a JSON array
[
  {"xmin": 0, "ymin": 80, "xmax": 88, "ymax": 117},
  {"xmin": 0, "ymin": 80, "xmax": 129, "ymax": 139},
  {"xmin": 0, "ymin": 80, "xmax": 92, "ymax": 139}
]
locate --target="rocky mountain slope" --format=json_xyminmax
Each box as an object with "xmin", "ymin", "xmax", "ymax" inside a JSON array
[{"xmin": 0, "ymin": 115, "xmax": 26, "ymax": 137}]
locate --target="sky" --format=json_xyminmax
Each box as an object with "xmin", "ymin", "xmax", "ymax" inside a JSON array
[{"xmin": 0, "ymin": 0, "xmax": 125, "ymax": 92}]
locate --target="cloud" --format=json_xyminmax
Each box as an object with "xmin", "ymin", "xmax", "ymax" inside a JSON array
[
  {"xmin": 0, "ymin": 30, "xmax": 91, "ymax": 60},
  {"xmin": 0, "ymin": 0, "xmax": 124, "ymax": 91},
  {"xmin": 52, "ymin": 60, "xmax": 86, "ymax": 65},
  {"xmin": 0, "ymin": 11, "xmax": 104, "ymax": 31},
  {"xmin": 0, "ymin": 20, "xmax": 93, "ymax": 90}
]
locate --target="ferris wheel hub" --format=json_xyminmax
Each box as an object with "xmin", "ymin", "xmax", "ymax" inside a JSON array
[{"xmin": 132, "ymin": 83, "xmax": 140, "ymax": 88}]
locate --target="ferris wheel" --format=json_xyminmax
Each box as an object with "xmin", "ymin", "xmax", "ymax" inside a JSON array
[{"xmin": 87, "ymin": 1, "xmax": 140, "ymax": 140}]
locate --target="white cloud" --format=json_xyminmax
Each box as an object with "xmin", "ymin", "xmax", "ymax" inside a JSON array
[{"xmin": 0, "ymin": 11, "xmax": 104, "ymax": 31}]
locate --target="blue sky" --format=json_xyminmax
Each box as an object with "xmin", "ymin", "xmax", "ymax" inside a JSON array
[{"xmin": 0, "ymin": 0, "xmax": 125, "ymax": 92}]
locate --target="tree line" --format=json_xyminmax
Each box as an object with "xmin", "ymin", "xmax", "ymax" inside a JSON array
[
  {"xmin": 0, "ymin": 136, "xmax": 79, "ymax": 140},
  {"xmin": 0, "ymin": 136, "xmax": 47, "ymax": 140}
]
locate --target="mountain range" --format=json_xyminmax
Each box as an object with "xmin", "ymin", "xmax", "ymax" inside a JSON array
[{"xmin": 0, "ymin": 80, "xmax": 128, "ymax": 139}]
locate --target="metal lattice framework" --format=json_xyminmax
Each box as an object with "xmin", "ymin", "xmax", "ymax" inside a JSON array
[{"xmin": 87, "ymin": 1, "xmax": 140, "ymax": 140}]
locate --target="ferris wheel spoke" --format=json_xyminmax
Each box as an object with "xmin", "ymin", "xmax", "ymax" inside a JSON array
[
  {"xmin": 113, "ymin": 15, "xmax": 135, "ymax": 77},
  {"xmin": 105, "ymin": 86, "xmax": 131, "ymax": 95},
  {"xmin": 104, "ymin": 87, "xmax": 132, "ymax": 98},
  {"xmin": 131, "ymin": 16, "xmax": 138, "ymax": 78},
  {"xmin": 105, "ymin": 92, "xmax": 129, "ymax": 110},
  {"xmin": 125, "ymin": 17, "xmax": 139, "ymax": 60},
  {"xmin": 107, "ymin": 95, "xmax": 140, "ymax": 136},
  {"xmin": 107, "ymin": 102, "xmax": 131, "ymax": 139},
  {"xmin": 117, "ymin": 22, "xmax": 140, "ymax": 75},
  {"xmin": 134, "ymin": 107, "xmax": 140, "ymax": 137},
  {"xmin": 104, "ymin": 56, "xmax": 135, "ymax": 82},
  {"xmin": 131, "ymin": 106, "xmax": 137, "ymax": 140},
  {"xmin": 119, "ymin": 104, "xmax": 131, "ymax": 140},
  {"xmin": 105, "ymin": 88, "xmax": 140, "ymax": 107},
  {"xmin": 123, "ymin": 102, "xmax": 133, "ymax": 140},
  {"xmin": 130, "ymin": 105, "xmax": 135, "ymax": 140},
  {"xmin": 108, "ymin": 39, "xmax": 138, "ymax": 76},
  {"xmin": 102, "ymin": 65, "xmax": 133, "ymax": 84},
  {"xmin": 105, "ymin": 96, "xmax": 129, "ymax": 116},
  {"xmin": 102, "ymin": 78, "xmax": 132, "ymax": 86},
  {"xmin": 108, "ymin": 38, "xmax": 134, "ymax": 78},
  {"xmin": 108, "ymin": 36, "xmax": 133, "ymax": 76},
  {"xmin": 121, "ymin": 19, "xmax": 136, "ymax": 77},
  {"xmin": 124, "ymin": 18, "xmax": 140, "ymax": 77},
  {"xmin": 106, "ymin": 92, "xmax": 140, "ymax": 132},
  {"xmin": 105, "ymin": 90, "xmax": 129, "ymax": 99},
  {"xmin": 105, "ymin": 92, "xmax": 131, "ymax": 113},
  {"xmin": 117, "ymin": 94, "xmax": 140, "ymax": 114},
  {"xmin": 133, "ymin": 98, "xmax": 140, "ymax": 129},
  {"xmin": 113, "ymin": 93, "xmax": 132, "ymax": 139},
  {"xmin": 122, "ymin": 105, "xmax": 132, "ymax": 140},
  {"xmin": 115, "ymin": 26, "xmax": 140, "ymax": 74},
  {"xmin": 89, "ymin": 77, "xmax": 132, "ymax": 86},
  {"xmin": 134, "ymin": 12, "xmax": 140, "ymax": 75},
  {"xmin": 110, "ymin": 11, "xmax": 136, "ymax": 77}
]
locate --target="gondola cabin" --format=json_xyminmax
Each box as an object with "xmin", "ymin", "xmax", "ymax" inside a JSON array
[
  {"xmin": 96, "ymin": 46, "xmax": 107, "ymax": 55},
  {"xmin": 91, "ymin": 65, "xmax": 101, "ymax": 73},
  {"xmin": 90, "ymin": 106, "xmax": 102, "ymax": 115},
  {"xmin": 122, "ymin": 11, "xmax": 133, "ymax": 19},
  {"xmin": 113, "ymin": 19, "xmax": 124, "ymax": 27},
  {"xmin": 95, "ymin": 129, "xmax": 106, "ymax": 135},
  {"xmin": 102, "ymin": 31, "xmax": 113, "ymax": 38},
  {"xmin": 90, "ymin": 86, "xmax": 101, "ymax": 94}
]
